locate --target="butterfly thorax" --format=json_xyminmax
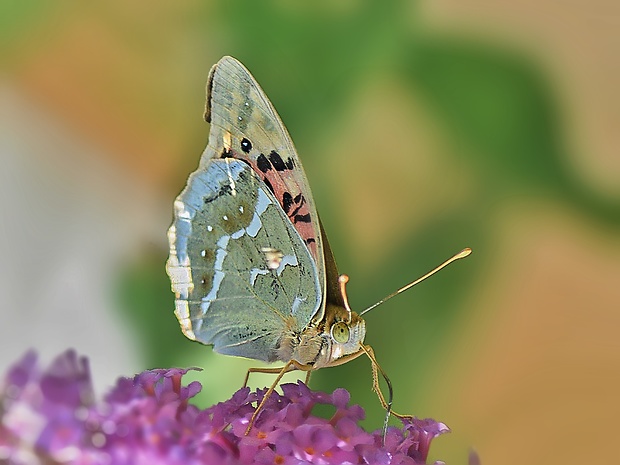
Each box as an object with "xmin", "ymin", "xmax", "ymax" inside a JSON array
[{"xmin": 276, "ymin": 303, "xmax": 366, "ymax": 369}]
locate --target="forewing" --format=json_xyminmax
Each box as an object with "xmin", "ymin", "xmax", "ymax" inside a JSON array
[
  {"xmin": 166, "ymin": 159, "xmax": 321, "ymax": 362},
  {"xmin": 202, "ymin": 56, "xmax": 326, "ymax": 322}
]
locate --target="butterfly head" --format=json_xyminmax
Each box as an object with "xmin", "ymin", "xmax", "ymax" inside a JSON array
[
  {"xmin": 318, "ymin": 303, "xmax": 366, "ymax": 368},
  {"xmin": 312, "ymin": 274, "xmax": 366, "ymax": 369}
]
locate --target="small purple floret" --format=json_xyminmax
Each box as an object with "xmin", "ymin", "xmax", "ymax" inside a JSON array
[{"xmin": 0, "ymin": 350, "xmax": 448, "ymax": 464}]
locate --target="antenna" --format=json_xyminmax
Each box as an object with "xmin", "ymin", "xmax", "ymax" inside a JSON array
[{"xmin": 359, "ymin": 248, "xmax": 472, "ymax": 316}]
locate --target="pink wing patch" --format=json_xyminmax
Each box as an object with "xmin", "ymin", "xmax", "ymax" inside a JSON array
[{"xmin": 232, "ymin": 141, "xmax": 318, "ymax": 261}]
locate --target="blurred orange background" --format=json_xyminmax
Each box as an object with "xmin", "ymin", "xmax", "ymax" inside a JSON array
[{"xmin": 1, "ymin": 2, "xmax": 619, "ymax": 464}]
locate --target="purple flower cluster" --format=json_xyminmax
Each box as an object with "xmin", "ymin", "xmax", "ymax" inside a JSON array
[{"xmin": 0, "ymin": 350, "xmax": 449, "ymax": 464}]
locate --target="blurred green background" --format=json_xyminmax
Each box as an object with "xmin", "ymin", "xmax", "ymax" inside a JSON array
[{"xmin": 2, "ymin": 1, "xmax": 619, "ymax": 464}]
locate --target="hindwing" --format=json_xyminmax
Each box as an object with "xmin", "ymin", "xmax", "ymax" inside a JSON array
[{"xmin": 167, "ymin": 158, "xmax": 321, "ymax": 362}]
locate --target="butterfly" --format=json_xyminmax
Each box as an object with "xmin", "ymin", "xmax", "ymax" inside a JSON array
[{"xmin": 166, "ymin": 56, "xmax": 470, "ymax": 434}]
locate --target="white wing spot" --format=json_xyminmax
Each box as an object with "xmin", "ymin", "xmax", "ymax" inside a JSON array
[
  {"xmin": 223, "ymin": 215, "xmax": 228, "ymax": 221},
  {"xmin": 246, "ymin": 189, "xmax": 271, "ymax": 237},
  {"xmin": 239, "ymin": 205, "xmax": 244, "ymax": 213},
  {"xmin": 249, "ymin": 268, "xmax": 269, "ymax": 286},
  {"xmin": 174, "ymin": 200, "xmax": 192, "ymax": 220},
  {"xmin": 276, "ymin": 255, "xmax": 300, "ymax": 276},
  {"xmin": 291, "ymin": 296, "xmax": 307, "ymax": 316},
  {"xmin": 261, "ymin": 247, "xmax": 284, "ymax": 270},
  {"xmin": 224, "ymin": 157, "xmax": 237, "ymax": 197},
  {"xmin": 201, "ymin": 250, "xmax": 206, "ymax": 257},
  {"xmin": 223, "ymin": 131, "xmax": 232, "ymax": 151},
  {"xmin": 238, "ymin": 116, "xmax": 242, "ymax": 121},
  {"xmin": 207, "ymin": 225, "xmax": 213, "ymax": 232},
  {"xmin": 200, "ymin": 235, "xmax": 230, "ymax": 315}
]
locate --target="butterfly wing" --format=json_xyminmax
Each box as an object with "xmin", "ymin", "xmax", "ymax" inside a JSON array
[
  {"xmin": 167, "ymin": 158, "xmax": 321, "ymax": 362},
  {"xmin": 202, "ymin": 56, "xmax": 327, "ymax": 324}
]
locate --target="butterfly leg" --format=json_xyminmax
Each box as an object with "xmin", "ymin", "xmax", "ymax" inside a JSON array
[
  {"xmin": 361, "ymin": 344, "xmax": 413, "ymax": 421},
  {"xmin": 244, "ymin": 359, "xmax": 312, "ymax": 435},
  {"xmin": 243, "ymin": 365, "xmax": 298, "ymax": 388}
]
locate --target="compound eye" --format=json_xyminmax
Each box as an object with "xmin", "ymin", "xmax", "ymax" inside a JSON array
[{"xmin": 331, "ymin": 321, "xmax": 350, "ymax": 343}]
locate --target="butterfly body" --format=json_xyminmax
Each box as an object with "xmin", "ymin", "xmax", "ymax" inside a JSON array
[{"xmin": 166, "ymin": 57, "xmax": 366, "ymax": 372}]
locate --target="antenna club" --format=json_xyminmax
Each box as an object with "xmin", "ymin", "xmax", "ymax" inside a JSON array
[{"xmin": 458, "ymin": 248, "xmax": 472, "ymax": 259}]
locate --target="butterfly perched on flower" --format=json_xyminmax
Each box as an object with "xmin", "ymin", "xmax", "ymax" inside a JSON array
[{"xmin": 166, "ymin": 56, "xmax": 470, "ymax": 433}]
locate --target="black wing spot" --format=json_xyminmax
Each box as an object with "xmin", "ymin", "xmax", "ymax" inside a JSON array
[
  {"xmin": 305, "ymin": 238, "xmax": 316, "ymax": 244},
  {"xmin": 268, "ymin": 151, "xmax": 286, "ymax": 171},
  {"xmin": 290, "ymin": 194, "xmax": 306, "ymax": 216},
  {"xmin": 294, "ymin": 213, "xmax": 311, "ymax": 223},
  {"xmin": 285, "ymin": 157, "xmax": 295, "ymax": 170},
  {"xmin": 203, "ymin": 184, "xmax": 232, "ymax": 203},
  {"xmin": 256, "ymin": 154, "xmax": 271, "ymax": 173},
  {"xmin": 291, "ymin": 204, "xmax": 304, "ymax": 217},
  {"xmin": 263, "ymin": 177, "xmax": 275, "ymax": 195},
  {"xmin": 240, "ymin": 138, "xmax": 252, "ymax": 153},
  {"xmin": 220, "ymin": 148, "xmax": 232, "ymax": 159},
  {"xmin": 282, "ymin": 192, "xmax": 293, "ymax": 213}
]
